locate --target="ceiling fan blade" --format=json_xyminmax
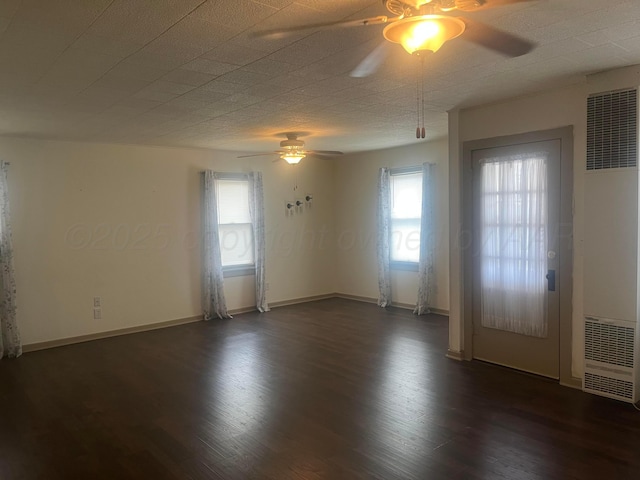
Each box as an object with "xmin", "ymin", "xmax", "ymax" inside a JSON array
[
  {"xmin": 471, "ymin": 0, "xmax": 539, "ymax": 10},
  {"xmin": 350, "ymin": 41, "xmax": 392, "ymax": 78},
  {"xmin": 236, "ymin": 152, "xmax": 277, "ymax": 158},
  {"xmin": 461, "ymin": 17, "xmax": 536, "ymax": 57},
  {"xmin": 252, "ymin": 15, "xmax": 390, "ymax": 39},
  {"xmin": 307, "ymin": 150, "xmax": 344, "ymax": 156}
]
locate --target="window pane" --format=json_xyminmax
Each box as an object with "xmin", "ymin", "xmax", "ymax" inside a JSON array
[
  {"xmin": 391, "ymin": 172, "xmax": 422, "ymax": 219},
  {"xmin": 389, "ymin": 170, "xmax": 422, "ymax": 264},
  {"xmin": 219, "ymin": 223, "xmax": 254, "ymax": 266},
  {"xmin": 216, "ymin": 178, "xmax": 254, "ymax": 269},
  {"xmin": 216, "ymin": 180, "xmax": 251, "ymax": 224},
  {"xmin": 390, "ymin": 218, "xmax": 421, "ymax": 263}
]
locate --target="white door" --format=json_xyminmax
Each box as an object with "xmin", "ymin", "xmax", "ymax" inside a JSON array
[{"xmin": 471, "ymin": 139, "xmax": 561, "ymax": 378}]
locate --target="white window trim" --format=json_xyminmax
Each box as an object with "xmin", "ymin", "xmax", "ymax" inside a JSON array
[
  {"xmin": 389, "ymin": 165, "xmax": 422, "ymax": 272},
  {"xmin": 223, "ymin": 265, "xmax": 255, "ymax": 278},
  {"xmin": 390, "ymin": 260, "xmax": 419, "ymax": 272}
]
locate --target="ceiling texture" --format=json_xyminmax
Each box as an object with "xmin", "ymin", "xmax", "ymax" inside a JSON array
[{"xmin": 1, "ymin": 0, "xmax": 640, "ymax": 154}]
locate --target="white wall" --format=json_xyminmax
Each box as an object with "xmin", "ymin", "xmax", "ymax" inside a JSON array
[
  {"xmin": 449, "ymin": 64, "xmax": 640, "ymax": 378},
  {"xmin": 1, "ymin": 138, "xmax": 336, "ymax": 345},
  {"xmin": 334, "ymin": 139, "xmax": 450, "ymax": 311}
]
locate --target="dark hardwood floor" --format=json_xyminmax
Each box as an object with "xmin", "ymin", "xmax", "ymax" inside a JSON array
[{"xmin": 1, "ymin": 298, "xmax": 639, "ymax": 479}]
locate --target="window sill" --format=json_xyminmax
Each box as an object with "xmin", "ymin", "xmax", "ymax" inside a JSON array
[
  {"xmin": 390, "ymin": 261, "xmax": 419, "ymax": 272},
  {"xmin": 223, "ymin": 265, "xmax": 255, "ymax": 278}
]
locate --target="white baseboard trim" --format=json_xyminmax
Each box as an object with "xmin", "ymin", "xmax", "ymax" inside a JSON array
[
  {"xmin": 392, "ymin": 300, "xmax": 416, "ymax": 310},
  {"xmin": 560, "ymin": 376, "xmax": 583, "ymax": 390},
  {"xmin": 333, "ymin": 293, "xmax": 449, "ymax": 316},
  {"xmin": 228, "ymin": 306, "xmax": 258, "ymax": 315},
  {"xmin": 22, "ymin": 315, "xmax": 203, "ymax": 353},
  {"xmin": 446, "ymin": 349, "xmax": 465, "ymax": 361},
  {"xmin": 333, "ymin": 293, "xmax": 378, "ymax": 305},
  {"xmin": 428, "ymin": 307, "xmax": 449, "ymax": 317},
  {"xmin": 268, "ymin": 293, "xmax": 337, "ymax": 309},
  {"xmin": 228, "ymin": 293, "xmax": 338, "ymax": 315}
]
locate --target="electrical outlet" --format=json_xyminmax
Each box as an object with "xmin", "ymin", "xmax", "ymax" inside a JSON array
[
  {"xmin": 265, "ymin": 282, "xmax": 270, "ymax": 291},
  {"xmin": 93, "ymin": 296, "xmax": 101, "ymax": 308},
  {"xmin": 93, "ymin": 308, "xmax": 102, "ymax": 320}
]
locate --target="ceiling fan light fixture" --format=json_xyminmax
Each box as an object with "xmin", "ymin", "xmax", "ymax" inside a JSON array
[
  {"xmin": 383, "ymin": 15, "xmax": 466, "ymax": 55},
  {"xmin": 281, "ymin": 152, "xmax": 306, "ymax": 164}
]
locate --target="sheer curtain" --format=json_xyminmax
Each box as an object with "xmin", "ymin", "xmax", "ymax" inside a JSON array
[
  {"xmin": 414, "ymin": 162, "xmax": 435, "ymax": 315},
  {"xmin": 0, "ymin": 161, "xmax": 21, "ymax": 358},
  {"xmin": 377, "ymin": 167, "xmax": 391, "ymax": 307},
  {"xmin": 248, "ymin": 172, "xmax": 269, "ymax": 313},
  {"xmin": 202, "ymin": 171, "xmax": 231, "ymax": 320},
  {"xmin": 480, "ymin": 152, "xmax": 548, "ymax": 337}
]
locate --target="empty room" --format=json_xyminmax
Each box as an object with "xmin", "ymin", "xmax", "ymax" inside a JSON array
[{"xmin": 1, "ymin": 1, "xmax": 640, "ymax": 479}]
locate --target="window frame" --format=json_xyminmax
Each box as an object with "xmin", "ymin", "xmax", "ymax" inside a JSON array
[
  {"xmin": 215, "ymin": 172, "xmax": 255, "ymax": 278},
  {"xmin": 389, "ymin": 165, "xmax": 422, "ymax": 272}
]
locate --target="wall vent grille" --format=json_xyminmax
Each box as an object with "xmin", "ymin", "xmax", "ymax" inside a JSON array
[
  {"xmin": 583, "ymin": 317, "xmax": 637, "ymax": 403},
  {"xmin": 585, "ymin": 319, "xmax": 635, "ymax": 368},
  {"xmin": 584, "ymin": 372, "xmax": 633, "ymax": 400},
  {"xmin": 586, "ymin": 88, "xmax": 637, "ymax": 170}
]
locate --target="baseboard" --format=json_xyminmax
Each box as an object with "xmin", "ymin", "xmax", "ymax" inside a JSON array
[
  {"xmin": 560, "ymin": 376, "xmax": 583, "ymax": 390},
  {"xmin": 22, "ymin": 315, "xmax": 203, "ymax": 353},
  {"xmin": 446, "ymin": 349, "xmax": 465, "ymax": 361},
  {"xmin": 229, "ymin": 306, "xmax": 258, "ymax": 315},
  {"xmin": 392, "ymin": 301, "xmax": 416, "ymax": 310},
  {"xmin": 334, "ymin": 293, "xmax": 378, "ymax": 305},
  {"xmin": 333, "ymin": 292, "xmax": 449, "ymax": 316},
  {"xmin": 268, "ymin": 293, "xmax": 336, "ymax": 309}
]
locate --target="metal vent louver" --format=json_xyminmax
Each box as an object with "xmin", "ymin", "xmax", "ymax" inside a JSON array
[
  {"xmin": 587, "ymin": 88, "xmax": 638, "ymax": 170},
  {"xmin": 585, "ymin": 319, "xmax": 634, "ymax": 368},
  {"xmin": 583, "ymin": 317, "xmax": 637, "ymax": 403},
  {"xmin": 584, "ymin": 372, "xmax": 633, "ymax": 400}
]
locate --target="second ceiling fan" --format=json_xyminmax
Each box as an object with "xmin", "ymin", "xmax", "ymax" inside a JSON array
[{"xmin": 255, "ymin": 0, "xmax": 537, "ymax": 77}]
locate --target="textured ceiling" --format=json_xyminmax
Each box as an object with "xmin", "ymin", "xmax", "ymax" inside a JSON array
[{"xmin": 1, "ymin": 0, "xmax": 640, "ymax": 154}]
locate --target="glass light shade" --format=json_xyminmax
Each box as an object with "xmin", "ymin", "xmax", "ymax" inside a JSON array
[
  {"xmin": 281, "ymin": 152, "xmax": 305, "ymax": 164},
  {"xmin": 383, "ymin": 15, "xmax": 466, "ymax": 55}
]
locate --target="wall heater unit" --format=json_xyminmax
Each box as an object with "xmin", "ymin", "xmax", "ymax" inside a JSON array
[
  {"xmin": 583, "ymin": 87, "xmax": 640, "ymax": 403},
  {"xmin": 584, "ymin": 316, "xmax": 638, "ymax": 403}
]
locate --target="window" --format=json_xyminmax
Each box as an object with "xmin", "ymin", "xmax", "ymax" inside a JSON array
[
  {"xmin": 216, "ymin": 175, "xmax": 254, "ymax": 276},
  {"xmin": 390, "ymin": 168, "xmax": 422, "ymax": 268}
]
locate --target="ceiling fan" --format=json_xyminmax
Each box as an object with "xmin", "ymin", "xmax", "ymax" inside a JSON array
[
  {"xmin": 237, "ymin": 133, "xmax": 344, "ymax": 164},
  {"xmin": 254, "ymin": 0, "xmax": 537, "ymax": 77}
]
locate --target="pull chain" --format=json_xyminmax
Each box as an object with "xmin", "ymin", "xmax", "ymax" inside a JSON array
[
  {"xmin": 416, "ymin": 58, "xmax": 421, "ymax": 139},
  {"xmin": 421, "ymin": 55, "xmax": 425, "ymax": 139},
  {"xmin": 416, "ymin": 56, "xmax": 426, "ymax": 139}
]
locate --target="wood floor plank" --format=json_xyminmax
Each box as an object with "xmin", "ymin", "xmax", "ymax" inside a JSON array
[{"xmin": 1, "ymin": 298, "xmax": 639, "ymax": 479}]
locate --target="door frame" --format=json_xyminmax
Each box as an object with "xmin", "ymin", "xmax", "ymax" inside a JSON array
[{"xmin": 461, "ymin": 126, "xmax": 574, "ymax": 385}]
